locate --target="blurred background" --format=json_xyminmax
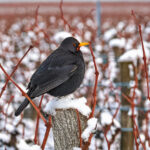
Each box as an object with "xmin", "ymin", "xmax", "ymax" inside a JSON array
[{"xmin": 0, "ymin": 0, "xmax": 150, "ymax": 150}]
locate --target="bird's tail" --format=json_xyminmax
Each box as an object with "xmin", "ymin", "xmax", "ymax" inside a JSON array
[{"xmin": 15, "ymin": 98, "xmax": 29, "ymax": 116}]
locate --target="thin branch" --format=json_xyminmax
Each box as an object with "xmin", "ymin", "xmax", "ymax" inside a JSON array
[
  {"xmin": 59, "ymin": 0, "xmax": 71, "ymax": 31},
  {"xmin": 131, "ymin": 66, "xmax": 139, "ymax": 149},
  {"xmin": 0, "ymin": 64, "xmax": 47, "ymax": 125},
  {"xmin": 41, "ymin": 116, "xmax": 51, "ymax": 150},
  {"xmin": 83, "ymin": 43, "xmax": 99, "ymax": 148},
  {"xmin": 131, "ymin": 66, "xmax": 146, "ymax": 150},
  {"xmin": 34, "ymin": 95, "xmax": 44, "ymax": 144},
  {"xmin": 35, "ymin": 5, "xmax": 40, "ymax": 26},
  {"xmin": 89, "ymin": 43, "xmax": 99, "ymax": 118},
  {"xmin": 139, "ymin": 25, "xmax": 150, "ymax": 100},
  {"xmin": 4, "ymin": 96, "xmax": 14, "ymax": 130},
  {"xmin": 131, "ymin": 10, "xmax": 138, "ymax": 25},
  {"xmin": 122, "ymin": 93, "xmax": 134, "ymax": 105},
  {"xmin": 0, "ymin": 46, "xmax": 33, "ymax": 98},
  {"xmin": 103, "ymin": 96, "xmax": 120, "ymax": 150}
]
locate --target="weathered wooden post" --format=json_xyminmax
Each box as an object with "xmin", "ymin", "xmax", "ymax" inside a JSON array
[
  {"xmin": 52, "ymin": 109, "xmax": 87, "ymax": 150},
  {"xmin": 119, "ymin": 61, "xmax": 134, "ymax": 150},
  {"xmin": 44, "ymin": 97, "xmax": 91, "ymax": 150}
]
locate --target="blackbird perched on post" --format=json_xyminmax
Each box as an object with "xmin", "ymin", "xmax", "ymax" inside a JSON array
[{"xmin": 15, "ymin": 37, "xmax": 89, "ymax": 116}]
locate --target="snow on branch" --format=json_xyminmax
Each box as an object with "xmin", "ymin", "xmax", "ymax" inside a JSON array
[{"xmin": 81, "ymin": 118, "xmax": 97, "ymax": 142}]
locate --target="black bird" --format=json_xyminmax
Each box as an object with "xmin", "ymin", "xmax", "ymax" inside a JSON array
[{"xmin": 15, "ymin": 37, "xmax": 89, "ymax": 116}]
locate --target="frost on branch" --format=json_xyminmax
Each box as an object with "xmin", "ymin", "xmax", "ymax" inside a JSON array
[{"xmin": 44, "ymin": 94, "xmax": 91, "ymax": 117}]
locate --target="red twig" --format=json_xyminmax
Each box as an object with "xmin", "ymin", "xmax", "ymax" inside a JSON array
[
  {"xmin": 104, "ymin": 130, "xmax": 111, "ymax": 150},
  {"xmin": 130, "ymin": 12, "xmax": 148, "ymax": 149},
  {"xmin": 133, "ymin": 117, "xmax": 146, "ymax": 150},
  {"xmin": 89, "ymin": 43, "xmax": 99, "ymax": 118},
  {"xmin": 131, "ymin": 66, "xmax": 139, "ymax": 149},
  {"xmin": 35, "ymin": 5, "xmax": 40, "ymax": 26},
  {"xmin": 139, "ymin": 25, "xmax": 150, "ymax": 100},
  {"xmin": 132, "ymin": 66, "xmax": 146, "ymax": 150},
  {"xmin": 83, "ymin": 43, "xmax": 99, "ymax": 148},
  {"xmin": 0, "ymin": 64, "xmax": 47, "ymax": 125},
  {"xmin": 131, "ymin": 10, "xmax": 138, "ymax": 25},
  {"xmin": 103, "ymin": 96, "xmax": 120, "ymax": 150},
  {"xmin": 75, "ymin": 109, "xmax": 82, "ymax": 148},
  {"xmin": 59, "ymin": 0, "xmax": 71, "ymax": 31},
  {"xmin": 34, "ymin": 95, "xmax": 44, "ymax": 144},
  {"xmin": 84, "ymin": 8, "xmax": 95, "ymax": 18},
  {"xmin": 145, "ymin": 113, "xmax": 150, "ymax": 146},
  {"xmin": 35, "ymin": 6, "xmax": 51, "ymax": 44},
  {"xmin": 122, "ymin": 93, "xmax": 134, "ymax": 105},
  {"xmin": 40, "ymin": 28, "xmax": 51, "ymax": 44},
  {"xmin": 0, "ymin": 105, "xmax": 6, "ymax": 116},
  {"xmin": 0, "ymin": 46, "xmax": 33, "ymax": 98},
  {"xmin": 4, "ymin": 95, "xmax": 14, "ymax": 130},
  {"xmin": 41, "ymin": 116, "xmax": 51, "ymax": 150},
  {"xmin": 123, "ymin": 65, "xmax": 145, "ymax": 150}
]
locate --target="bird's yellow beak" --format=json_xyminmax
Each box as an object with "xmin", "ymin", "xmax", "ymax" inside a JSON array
[
  {"xmin": 79, "ymin": 42, "xmax": 89, "ymax": 47},
  {"xmin": 77, "ymin": 42, "xmax": 89, "ymax": 51}
]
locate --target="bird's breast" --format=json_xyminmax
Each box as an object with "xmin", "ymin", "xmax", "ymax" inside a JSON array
[{"xmin": 48, "ymin": 56, "xmax": 85, "ymax": 97}]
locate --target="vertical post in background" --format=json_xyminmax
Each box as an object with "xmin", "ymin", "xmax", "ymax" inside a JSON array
[
  {"xmin": 120, "ymin": 61, "xmax": 134, "ymax": 150},
  {"xmin": 96, "ymin": 0, "xmax": 101, "ymax": 37}
]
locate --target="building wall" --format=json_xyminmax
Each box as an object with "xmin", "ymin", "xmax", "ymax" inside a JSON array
[{"xmin": 0, "ymin": 1, "xmax": 149, "ymax": 20}]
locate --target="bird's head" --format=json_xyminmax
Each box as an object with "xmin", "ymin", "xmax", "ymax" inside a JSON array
[{"xmin": 60, "ymin": 37, "xmax": 89, "ymax": 53}]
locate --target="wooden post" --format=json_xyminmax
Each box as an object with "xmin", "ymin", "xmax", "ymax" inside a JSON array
[
  {"xmin": 120, "ymin": 61, "xmax": 134, "ymax": 150},
  {"xmin": 51, "ymin": 109, "xmax": 87, "ymax": 150},
  {"xmin": 113, "ymin": 47, "xmax": 125, "ymax": 62}
]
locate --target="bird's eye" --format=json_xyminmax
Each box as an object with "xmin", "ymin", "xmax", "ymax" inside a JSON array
[
  {"xmin": 73, "ymin": 43, "xmax": 77, "ymax": 47},
  {"xmin": 73, "ymin": 43, "xmax": 80, "ymax": 51},
  {"xmin": 73, "ymin": 43, "xmax": 79, "ymax": 48}
]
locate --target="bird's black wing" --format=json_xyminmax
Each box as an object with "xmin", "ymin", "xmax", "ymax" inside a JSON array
[{"xmin": 28, "ymin": 50, "xmax": 78, "ymax": 97}]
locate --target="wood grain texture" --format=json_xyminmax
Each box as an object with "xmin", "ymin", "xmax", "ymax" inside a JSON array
[{"xmin": 51, "ymin": 109, "xmax": 87, "ymax": 150}]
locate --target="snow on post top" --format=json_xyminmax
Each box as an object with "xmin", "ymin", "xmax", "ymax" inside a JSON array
[
  {"xmin": 103, "ymin": 28, "xmax": 117, "ymax": 41},
  {"xmin": 44, "ymin": 94, "xmax": 91, "ymax": 117},
  {"xmin": 109, "ymin": 38, "xmax": 126, "ymax": 48},
  {"xmin": 118, "ymin": 45, "xmax": 150, "ymax": 66},
  {"xmin": 118, "ymin": 49, "xmax": 139, "ymax": 65}
]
